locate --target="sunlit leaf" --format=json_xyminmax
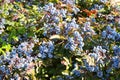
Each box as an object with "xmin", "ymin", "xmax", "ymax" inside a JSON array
[
  {"xmin": 84, "ymin": 55, "xmax": 95, "ymax": 66},
  {"xmin": 33, "ymin": 5, "xmax": 38, "ymax": 10},
  {"xmin": 12, "ymin": 36, "xmax": 19, "ymax": 42},
  {"xmin": 50, "ymin": 35, "xmax": 66, "ymax": 40},
  {"xmin": 1, "ymin": 44, "xmax": 11, "ymax": 52},
  {"xmin": 62, "ymin": 70, "xmax": 69, "ymax": 75}
]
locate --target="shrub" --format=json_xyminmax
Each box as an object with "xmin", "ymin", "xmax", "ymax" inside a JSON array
[{"xmin": 0, "ymin": 0, "xmax": 120, "ymax": 80}]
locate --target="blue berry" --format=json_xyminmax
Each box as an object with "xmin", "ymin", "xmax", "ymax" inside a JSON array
[
  {"xmin": 39, "ymin": 41, "xmax": 54, "ymax": 58},
  {"xmin": 97, "ymin": 71, "xmax": 103, "ymax": 78},
  {"xmin": 72, "ymin": 70, "xmax": 81, "ymax": 76}
]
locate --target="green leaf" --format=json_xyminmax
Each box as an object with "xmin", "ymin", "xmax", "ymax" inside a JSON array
[
  {"xmin": 0, "ymin": 48, "xmax": 5, "ymax": 55},
  {"xmin": 6, "ymin": 20, "xmax": 15, "ymax": 26},
  {"xmin": 1, "ymin": 44, "xmax": 11, "ymax": 52},
  {"xmin": 12, "ymin": 36, "xmax": 19, "ymax": 42},
  {"xmin": 110, "ymin": 77, "xmax": 115, "ymax": 80},
  {"xmin": 17, "ymin": 27, "xmax": 26, "ymax": 34},
  {"xmin": 33, "ymin": 5, "xmax": 38, "ymax": 10},
  {"xmin": 62, "ymin": 70, "xmax": 69, "ymax": 75}
]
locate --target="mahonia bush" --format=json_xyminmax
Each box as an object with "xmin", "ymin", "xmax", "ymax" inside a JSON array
[{"xmin": 0, "ymin": 0, "xmax": 120, "ymax": 80}]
